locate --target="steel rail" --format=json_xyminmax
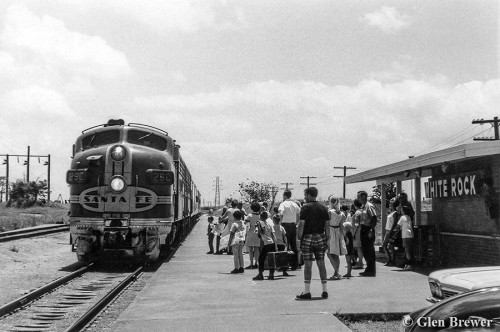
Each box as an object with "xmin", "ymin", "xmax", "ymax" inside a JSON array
[
  {"xmin": 0, "ymin": 224, "xmax": 69, "ymax": 242},
  {"xmin": 64, "ymin": 266, "xmax": 143, "ymax": 332},
  {"xmin": 0, "ymin": 263, "xmax": 92, "ymax": 318}
]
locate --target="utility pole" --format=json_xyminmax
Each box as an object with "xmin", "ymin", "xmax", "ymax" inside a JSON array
[
  {"xmin": 300, "ymin": 176, "xmax": 317, "ymax": 188},
  {"xmin": 1, "ymin": 147, "xmax": 50, "ymax": 202},
  {"xmin": 334, "ymin": 166, "xmax": 356, "ymax": 199},
  {"xmin": 214, "ymin": 176, "xmax": 220, "ymax": 207},
  {"xmin": 473, "ymin": 116, "xmax": 500, "ymax": 141},
  {"xmin": 280, "ymin": 182, "xmax": 294, "ymax": 191}
]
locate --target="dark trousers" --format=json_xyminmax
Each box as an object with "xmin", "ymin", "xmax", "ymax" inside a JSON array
[
  {"xmin": 258, "ymin": 243, "xmax": 276, "ymax": 273},
  {"xmin": 216, "ymin": 235, "xmax": 221, "ymax": 252},
  {"xmin": 282, "ymin": 223, "xmax": 297, "ymax": 267},
  {"xmin": 208, "ymin": 233, "xmax": 214, "ymax": 252},
  {"xmin": 361, "ymin": 225, "xmax": 376, "ymax": 274}
]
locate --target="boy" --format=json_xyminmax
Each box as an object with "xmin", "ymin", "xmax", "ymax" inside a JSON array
[{"xmin": 272, "ymin": 214, "xmax": 289, "ymax": 276}]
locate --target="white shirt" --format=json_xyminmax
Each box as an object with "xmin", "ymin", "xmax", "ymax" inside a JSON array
[
  {"xmin": 278, "ymin": 199, "xmax": 300, "ymax": 224},
  {"xmin": 386, "ymin": 211, "xmax": 397, "ymax": 231},
  {"xmin": 397, "ymin": 215, "xmax": 414, "ymax": 239}
]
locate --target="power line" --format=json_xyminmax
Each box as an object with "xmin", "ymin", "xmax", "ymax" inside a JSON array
[
  {"xmin": 415, "ymin": 124, "xmax": 478, "ymax": 155},
  {"xmin": 472, "ymin": 116, "xmax": 500, "ymax": 141}
]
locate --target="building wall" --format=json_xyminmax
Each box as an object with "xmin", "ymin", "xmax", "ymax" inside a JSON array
[
  {"xmin": 441, "ymin": 233, "xmax": 500, "ymax": 266},
  {"xmin": 430, "ymin": 155, "xmax": 500, "ymax": 266}
]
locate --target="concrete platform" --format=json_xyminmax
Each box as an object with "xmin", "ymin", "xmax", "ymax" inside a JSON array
[{"xmin": 111, "ymin": 215, "xmax": 431, "ymax": 331}]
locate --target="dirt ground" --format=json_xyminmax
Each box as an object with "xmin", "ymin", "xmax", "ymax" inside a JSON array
[{"xmin": 0, "ymin": 232, "xmax": 80, "ymax": 306}]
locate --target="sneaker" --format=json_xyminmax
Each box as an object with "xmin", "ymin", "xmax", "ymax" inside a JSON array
[
  {"xmin": 296, "ymin": 292, "xmax": 312, "ymax": 300},
  {"xmin": 230, "ymin": 269, "xmax": 239, "ymax": 274},
  {"xmin": 214, "ymin": 251, "xmax": 222, "ymax": 255},
  {"xmin": 282, "ymin": 271, "xmax": 290, "ymax": 277},
  {"xmin": 342, "ymin": 273, "xmax": 352, "ymax": 278},
  {"xmin": 253, "ymin": 274, "xmax": 264, "ymax": 281},
  {"xmin": 244, "ymin": 265, "xmax": 254, "ymax": 269},
  {"xmin": 238, "ymin": 267, "xmax": 244, "ymax": 273},
  {"xmin": 206, "ymin": 251, "xmax": 214, "ymax": 254},
  {"xmin": 328, "ymin": 274, "xmax": 341, "ymax": 280},
  {"xmin": 321, "ymin": 291, "xmax": 328, "ymax": 299}
]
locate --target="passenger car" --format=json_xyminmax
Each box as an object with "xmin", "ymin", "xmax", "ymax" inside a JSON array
[
  {"xmin": 403, "ymin": 287, "xmax": 500, "ymax": 332},
  {"xmin": 427, "ymin": 266, "xmax": 500, "ymax": 303}
]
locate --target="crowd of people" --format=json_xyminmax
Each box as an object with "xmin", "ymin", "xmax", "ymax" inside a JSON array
[{"xmin": 205, "ymin": 187, "xmax": 415, "ymax": 300}]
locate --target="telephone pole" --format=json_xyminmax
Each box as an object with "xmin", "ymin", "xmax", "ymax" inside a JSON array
[
  {"xmin": 1, "ymin": 146, "xmax": 51, "ymax": 202},
  {"xmin": 334, "ymin": 166, "xmax": 356, "ymax": 199},
  {"xmin": 281, "ymin": 182, "xmax": 294, "ymax": 191},
  {"xmin": 214, "ymin": 176, "xmax": 220, "ymax": 207},
  {"xmin": 300, "ymin": 176, "xmax": 317, "ymax": 188},
  {"xmin": 472, "ymin": 116, "xmax": 499, "ymax": 141}
]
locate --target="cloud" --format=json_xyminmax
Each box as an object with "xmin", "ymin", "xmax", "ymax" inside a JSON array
[
  {"xmin": 362, "ymin": 6, "xmax": 411, "ymax": 34},
  {"xmin": 1, "ymin": 4, "xmax": 132, "ymax": 80},
  {"xmin": 58, "ymin": 0, "xmax": 247, "ymax": 33}
]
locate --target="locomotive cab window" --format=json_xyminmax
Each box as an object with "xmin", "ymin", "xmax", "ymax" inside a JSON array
[
  {"xmin": 80, "ymin": 130, "xmax": 120, "ymax": 151},
  {"xmin": 127, "ymin": 130, "xmax": 167, "ymax": 151}
]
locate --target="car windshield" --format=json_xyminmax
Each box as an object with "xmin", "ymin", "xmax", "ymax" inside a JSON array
[
  {"xmin": 426, "ymin": 288, "xmax": 500, "ymax": 329},
  {"xmin": 127, "ymin": 130, "xmax": 167, "ymax": 151},
  {"xmin": 81, "ymin": 130, "xmax": 120, "ymax": 151}
]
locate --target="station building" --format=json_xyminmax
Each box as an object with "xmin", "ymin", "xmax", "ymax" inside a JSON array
[{"xmin": 345, "ymin": 140, "xmax": 500, "ymax": 267}]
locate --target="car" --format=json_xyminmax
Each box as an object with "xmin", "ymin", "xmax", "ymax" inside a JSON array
[
  {"xmin": 427, "ymin": 266, "xmax": 500, "ymax": 303},
  {"xmin": 402, "ymin": 287, "xmax": 500, "ymax": 332}
]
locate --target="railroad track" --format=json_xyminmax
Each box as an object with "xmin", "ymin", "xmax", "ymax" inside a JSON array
[
  {"xmin": 0, "ymin": 225, "xmax": 69, "ymax": 243},
  {"xmin": 0, "ymin": 264, "xmax": 143, "ymax": 332}
]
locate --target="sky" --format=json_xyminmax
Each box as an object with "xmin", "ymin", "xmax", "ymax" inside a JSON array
[{"xmin": 0, "ymin": 0, "xmax": 499, "ymax": 205}]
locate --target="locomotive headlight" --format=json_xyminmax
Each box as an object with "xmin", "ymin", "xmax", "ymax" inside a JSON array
[
  {"xmin": 110, "ymin": 145, "xmax": 126, "ymax": 161},
  {"xmin": 110, "ymin": 176, "xmax": 126, "ymax": 193}
]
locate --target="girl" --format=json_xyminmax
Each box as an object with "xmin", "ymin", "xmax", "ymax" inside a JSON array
[
  {"xmin": 351, "ymin": 199, "xmax": 364, "ymax": 270},
  {"xmin": 397, "ymin": 203, "xmax": 414, "ymax": 271},
  {"xmin": 244, "ymin": 202, "xmax": 261, "ymax": 269},
  {"xmin": 229, "ymin": 210, "xmax": 246, "ymax": 273},
  {"xmin": 326, "ymin": 196, "xmax": 347, "ymax": 280},
  {"xmin": 343, "ymin": 220, "xmax": 355, "ymax": 278}
]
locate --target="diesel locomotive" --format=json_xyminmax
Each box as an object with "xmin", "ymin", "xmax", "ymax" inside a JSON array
[{"xmin": 67, "ymin": 119, "xmax": 200, "ymax": 262}]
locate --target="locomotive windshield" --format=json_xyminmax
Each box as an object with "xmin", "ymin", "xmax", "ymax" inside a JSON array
[
  {"xmin": 80, "ymin": 130, "xmax": 120, "ymax": 151},
  {"xmin": 127, "ymin": 130, "xmax": 168, "ymax": 151}
]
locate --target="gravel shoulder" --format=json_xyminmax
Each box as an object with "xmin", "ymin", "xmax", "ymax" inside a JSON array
[{"xmin": 0, "ymin": 232, "xmax": 79, "ymax": 305}]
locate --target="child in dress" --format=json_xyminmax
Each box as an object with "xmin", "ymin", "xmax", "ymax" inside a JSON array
[
  {"xmin": 326, "ymin": 196, "xmax": 347, "ymax": 280},
  {"xmin": 272, "ymin": 214, "xmax": 289, "ymax": 277},
  {"xmin": 351, "ymin": 199, "xmax": 364, "ymax": 270},
  {"xmin": 244, "ymin": 202, "xmax": 261, "ymax": 269},
  {"xmin": 229, "ymin": 210, "xmax": 246, "ymax": 273},
  {"xmin": 343, "ymin": 220, "xmax": 354, "ymax": 278}
]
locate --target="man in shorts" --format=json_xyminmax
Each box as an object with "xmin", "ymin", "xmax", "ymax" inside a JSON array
[{"xmin": 296, "ymin": 187, "xmax": 330, "ymax": 300}]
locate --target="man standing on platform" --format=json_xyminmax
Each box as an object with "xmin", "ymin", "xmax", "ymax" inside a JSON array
[
  {"xmin": 296, "ymin": 187, "xmax": 330, "ymax": 300},
  {"xmin": 278, "ymin": 190, "xmax": 301, "ymax": 269},
  {"xmin": 357, "ymin": 191, "xmax": 378, "ymax": 277}
]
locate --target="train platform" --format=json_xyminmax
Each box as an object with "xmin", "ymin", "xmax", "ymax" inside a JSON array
[{"xmin": 111, "ymin": 215, "xmax": 431, "ymax": 331}]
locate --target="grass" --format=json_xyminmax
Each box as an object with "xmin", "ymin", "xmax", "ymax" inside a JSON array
[{"xmin": 0, "ymin": 202, "xmax": 69, "ymax": 232}]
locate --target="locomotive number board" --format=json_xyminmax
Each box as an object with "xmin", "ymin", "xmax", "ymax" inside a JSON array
[
  {"xmin": 147, "ymin": 169, "xmax": 174, "ymax": 185},
  {"xmin": 66, "ymin": 169, "xmax": 89, "ymax": 184}
]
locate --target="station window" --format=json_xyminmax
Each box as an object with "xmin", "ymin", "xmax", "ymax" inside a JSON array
[
  {"xmin": 127, "ymin": 130, "xmax": 168, "ymax": 151},
  {"xmin": 80, "ymin": 130, "xmax": 120, "ymax": 151}
]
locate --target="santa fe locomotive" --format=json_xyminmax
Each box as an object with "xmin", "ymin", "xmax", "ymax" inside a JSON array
[{"xmin": 67, "ymin": 119, "xmax": 201, "ymax": 262}]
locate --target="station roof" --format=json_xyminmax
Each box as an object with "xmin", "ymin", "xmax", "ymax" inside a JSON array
[{"xmin": 345, "ymin": 140, "xmax": 500, "ymax": 184}]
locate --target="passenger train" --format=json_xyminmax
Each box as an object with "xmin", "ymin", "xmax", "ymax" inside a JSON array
[{"xmin": 67, "ymin": 119, "xmax": 201, "ymax": 262}]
